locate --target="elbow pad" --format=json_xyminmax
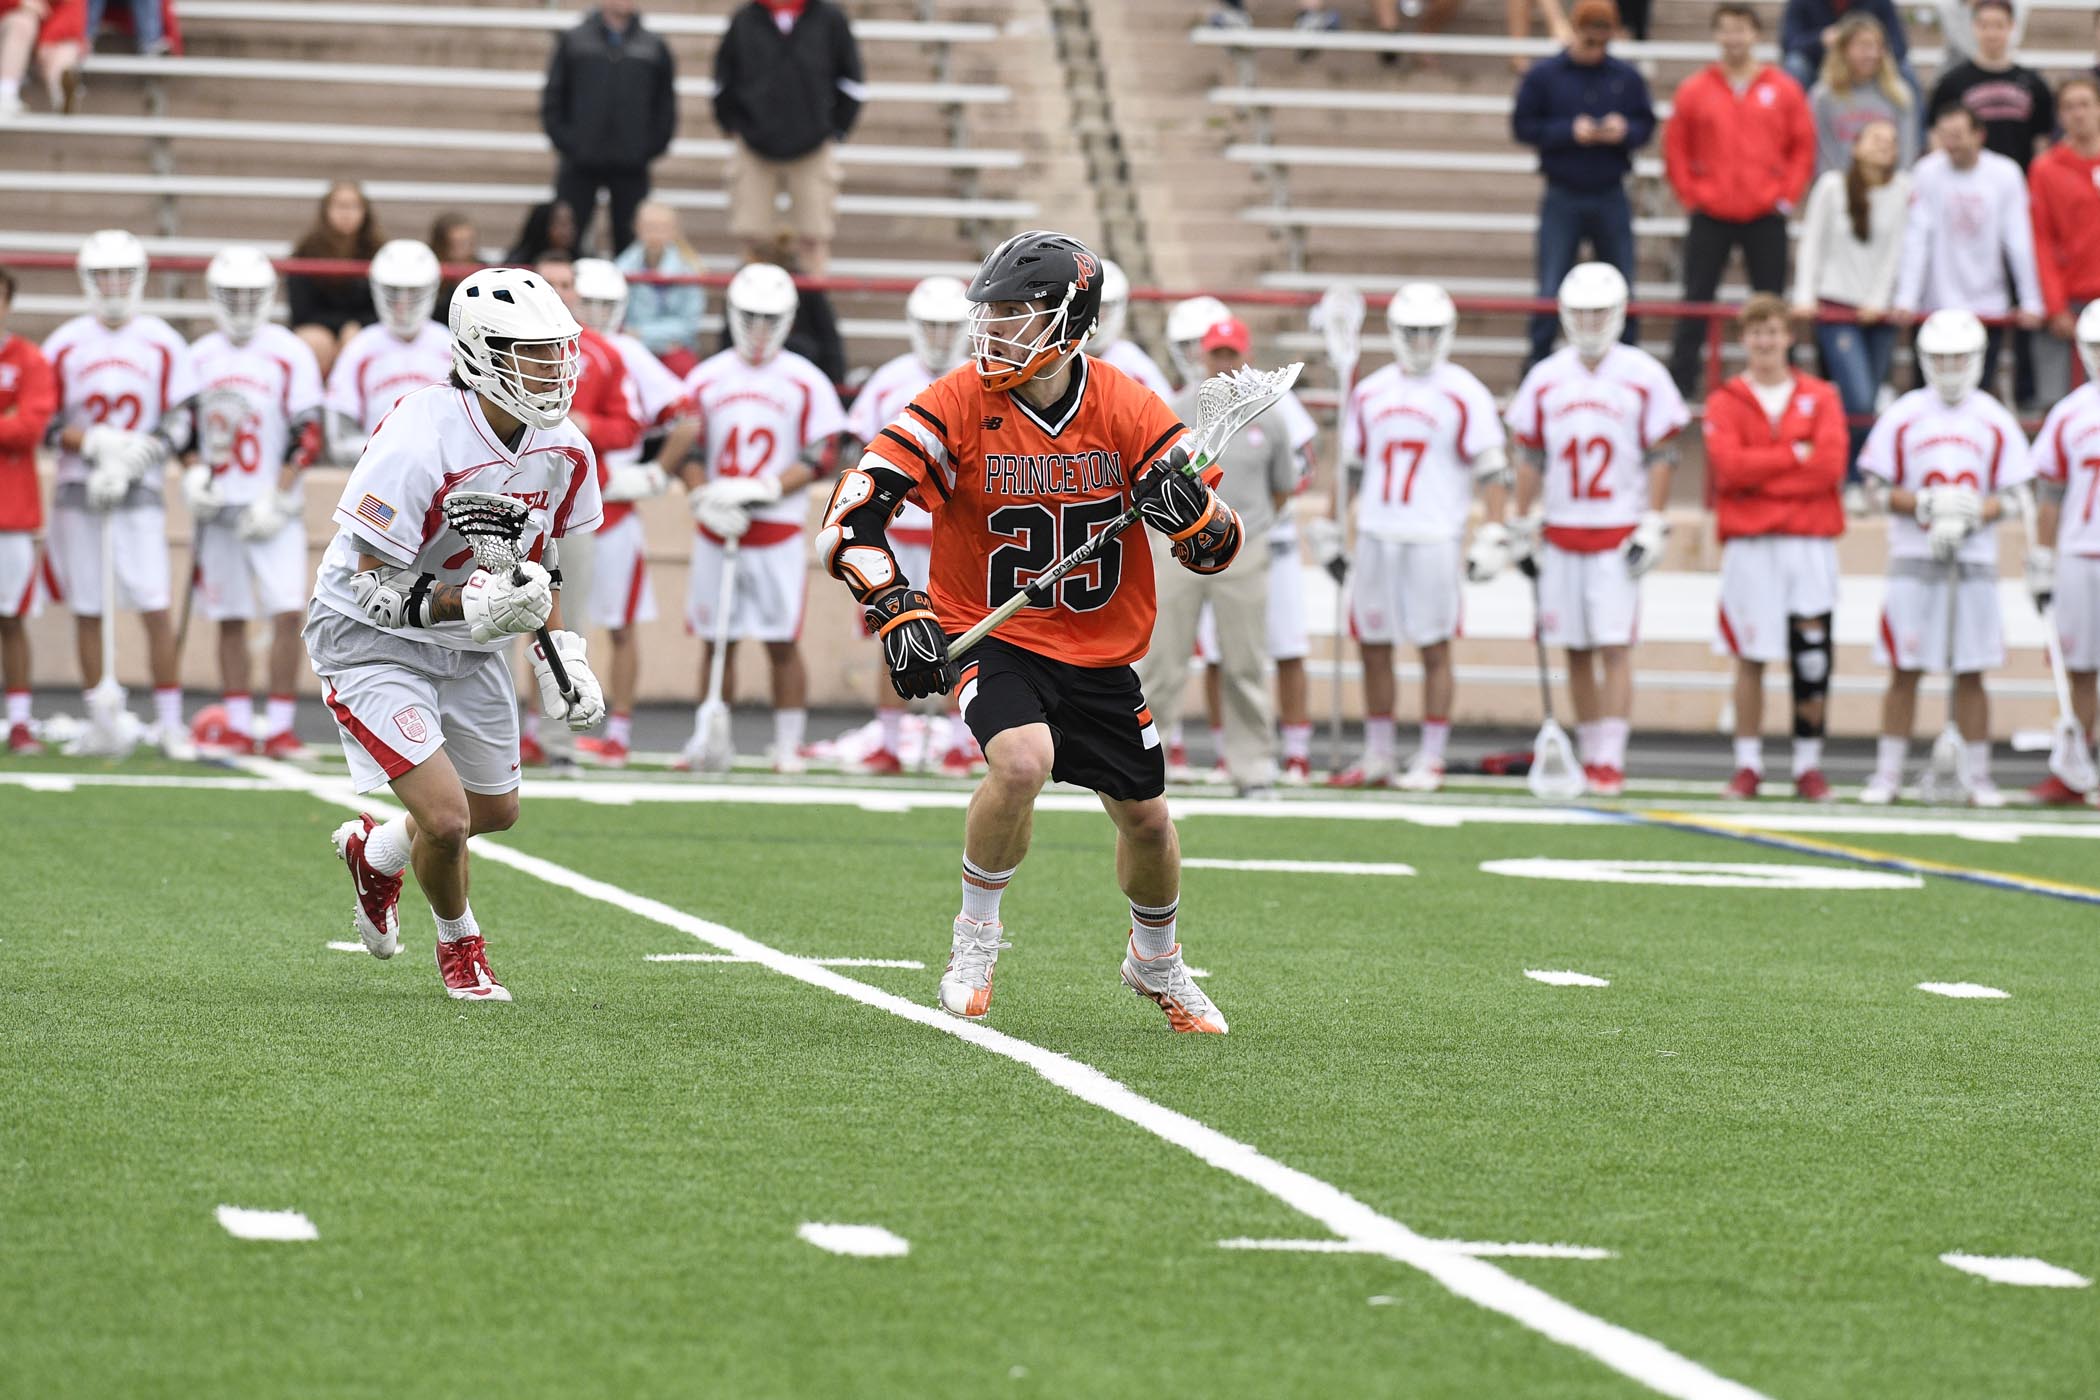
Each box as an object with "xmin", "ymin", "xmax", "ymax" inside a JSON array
[
  {"xmin": 1471, "ymin": 445, "xmax": 1511, "ymax": 487},
  {"xmin": 816, "ymin": 465, "xmax": 914, "ymax": 603},
  {"xmin": 350, "ymin": 565, "xmax": 440, "ymax": 629},
  {"xmin": 1173, "ymin": 495, "xmax": 1243, "ymax": 575}
]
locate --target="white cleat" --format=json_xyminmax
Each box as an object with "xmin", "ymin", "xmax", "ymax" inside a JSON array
[
  {"xmin": 1967, "ymin": 779, "xmax": 2007, "ymax": 810},
  {"xmin": 1397, "ymin": 753, "xmax": 1445, "ymax": 792},
  {"xmin": 330, "ymin": 814, "xmax": 402, "ymax": 959},
  {"xmin": 158, "ymin": 725, "xmax": 198, "ymax": 762},
  {"xmin": 1857, "ymin": 773, "xmax": 1900, "ymax": 806},
  {"xmin": 937, "ymin": 916, "xmax": 1008, "ymax": 1019},
  {"xmin": 1121, "ymin": 938, "xmax": 1228, "ymax": 1034},
  {"xmin": 770, "ymin": 745, "xmax": 808, "ymax": 776}
]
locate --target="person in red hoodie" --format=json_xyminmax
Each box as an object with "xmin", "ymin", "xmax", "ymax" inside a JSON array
[
  {"xmin": 0, "ymin": 267, "xmax": 56, "ymax": 753},
  {"xmin": 1664, "ymin": 3, "xmax": 1816, "ymax": 397},
  {"xmin": 1704, "ymin": 294, "xmax": 1848, "ymax": 800},
  {"xmin": 2030, "ymin": 75, "xmax": 2100, "ymax": 407}
]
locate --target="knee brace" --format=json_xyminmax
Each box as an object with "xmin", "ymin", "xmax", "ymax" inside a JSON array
[{"xmin": 1789, "ymin": 613, "xmax": 1832, "ymax": 737}]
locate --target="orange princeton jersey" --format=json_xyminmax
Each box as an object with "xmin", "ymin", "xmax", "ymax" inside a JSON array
[{"xmin": 867, "ymin": 355, "xmax": 1188, "ymax": 667}]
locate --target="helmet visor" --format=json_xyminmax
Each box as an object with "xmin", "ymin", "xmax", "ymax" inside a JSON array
[
  {"xmin": 83, "ymin": 266, "xmax": 143, "ymax": 325},
  {"xmin": 374, "ymin": 278, "xmax": 437, "ymax": 338},
  {"xmin": 211, "ymin": 284, "xmax": 271, "ymax": 341},
  {"xmin": 493, "ymin": 335, "xmax": 581, "ymax": 427},
  {"xmin": 730, "ymin": 308, "xmax": 791, "ymax": 363},
  {"xmin": 1393, "ymin": 323, "xmax": 1448, "ymax": 375},
  {"xmin": 911, "ymin": 316, "xmax": 966, "ymax": 372},
  {"xmin": 578, "ymin": 293, "xmax": 624, "ymax": 335}
]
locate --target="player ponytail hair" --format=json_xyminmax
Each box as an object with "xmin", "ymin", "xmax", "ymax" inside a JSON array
[{"xmin": 294, "ymin": 180, "xmax": 386, "ymax": 262}]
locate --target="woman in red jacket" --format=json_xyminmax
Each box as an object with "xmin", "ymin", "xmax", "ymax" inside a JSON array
[{"xmin": 1703, "ymin": 294, "xmax": 1848, "ymax": 800}]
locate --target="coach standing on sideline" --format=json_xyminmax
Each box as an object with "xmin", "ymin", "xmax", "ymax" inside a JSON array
[{"xmin": 540, "ymin": 0, "xmax": 677, "ymax": 257}]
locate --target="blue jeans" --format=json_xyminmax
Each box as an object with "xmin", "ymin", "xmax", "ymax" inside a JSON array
[
  {"xmin": 86, "ymin": 0, "xmax": 166, "ymax": 52},
  {"xmin": 1816, "ymin": 316, "xmax": 1895, "ymax": 480},
  {"xmin": 1529, "ymin": 183, "xmax": 1638, "ymax": 367}
]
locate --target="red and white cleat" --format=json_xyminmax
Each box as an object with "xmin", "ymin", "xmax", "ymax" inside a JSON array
[
  {"xmin": 436, "ymin": 934, "xmax": 511, "ymax": 1002},
  {"xmin": 1120, "ymin": 937, "xmax": 1228, "ymax": 1034},
  {"xmin": 1280, "ymin": 755, "xmax": 1312, "ymax": 786},
  {"xmin": 7, "ymin": 722, "xmax": 42, "ymax": 754},
  {"xmin": 855, "ymin": 747, "xmax": 904, "ymax": 776},
  {"xmin": 939, "ymin": 746, "xmax": 976, "ymax": 777},
  {"xmin": 330, "ymin": 814, "xmax": 401, "ymax": 959},
  {"xmin": 1793, "ymin": 769, "xmax": 1834, "ymax": 803},
  {"xmin": 261, "ymin": 731, "xmax": 311, "ymax": 761},
  {"xmin": 1166, "ymin": 740, "xmax": 1195, "ymax": 784},
  {"xmin": 1397, "ymin": 753, "xmax": 1445, "ymax": 792},
  {"xmin": 1326, "ymin": 757, "xmax": 1393, "ymax": 789},
  {"xmin": 518, "ymin": 732, "xmax": 547, "ymax": 767},
  {"xmin": 2029, "ymin": 775, "xmax": 2090, "ymax": 806},
  {"xmin": 576, "ymin": 735, "xmax": 629, "ymax": 768},
  {"xmin": 1722, "ymin": 767, "xmax": 1760, "ymax": 800},
  {"xmin": 937, "ymin": 916, "xmax": 1007, "ymax": 1019},
  {"xmin": 1585, "ymin": 764, "xmax": 1625, "ymax": 797}
]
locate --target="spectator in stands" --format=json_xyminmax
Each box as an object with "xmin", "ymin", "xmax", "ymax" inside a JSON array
[
  {"xmin": 1810, "ymin": 14, "xmax": 1917, "ymax": 176},
  {"xmin": 1793, "ymin": 119, "xmax": 1910, "ymax": 481},
  {"xmin": 84, "ymin": 0, "xmax": 162, "ymax": 55},
  {"xmin": 1511, "ymin": 0, "xmax": 1653, "ymax": 370},
  {"xmin": 540, "ymin": 0, "xmax": 676, "ymax": 258},
  {"xmin": 1895, "ymin": 103, "xmax": 2042, "ymax": 396},
  {"xmin": 426, "ymin": 211, "xmax": 478, "ymax": 317},
  {"xmin": 1780, "ymin": 0, "xmax": 1909, "ymax": 94},
  {"xmin": 0, "ymin": 266, "xmax": 56, "ymax": 752},
  {"xmin": 504, "ymin": 200, "xmax": 581, "ymax": 266},
  {"xmin": 1664, "ymin": 3, "xmax": 1815, "ymax": 398},
  {"xmin": 2030, "ymin": 77, "xmax": 2100, "ymax": 404},
  {"xmin": 712, "ymin": 0, "xmax": 863, "ymax": 277},
  {"xmin": 1927, "ymin": 0, "xmax": 2052, "ymax": 172},
  {"xmin": 614, "ymin": 199, "xmax": 704, "ymax": 376},
  {"xmin": 287, "ymin": 180, "xmax": 382, "ymax": 378},
  {"xmin": 1935, "ymin": 0, "xmax": 2027, "ymax": 68},
  {"xmin": 0, "ymin": 0, "xmax": 84, "ymax": 117}
]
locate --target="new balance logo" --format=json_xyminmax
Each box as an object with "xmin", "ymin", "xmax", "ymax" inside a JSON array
[{"xmin": 981, "ymin": 416, "xmax": 1003, "ymax": 431}]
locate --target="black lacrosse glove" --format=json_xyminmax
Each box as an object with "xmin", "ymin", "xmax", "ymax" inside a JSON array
[
  {"xmin": 1133, "ymin": 446, "xmax": 1214, "ymax": 539},
  {"xmin": 865, "ymin": 588, "xmax": 958, "ymax": 701}
]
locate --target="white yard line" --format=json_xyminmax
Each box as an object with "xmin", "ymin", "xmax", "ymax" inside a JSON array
[
  {"xmin": 797, "ymin": 1222, "xmax": 911, "ymax": 1258},
  {"xmin": 238, "ymin": 758, "xmax": 1769, "ymax": 1400},
  {"xmin": 1183, "ymin": 858, "xmax": 1417, "ymax": 876},
  {"xmin": 646, "ymin": 953, "xmax": 926, "ymax": 969},
  {"xmin": 1939, "ymin": 1253, "xmax": 2090, "ymax": 1287},
  {"xmin": 1916, "ymin": 982, "xmax": 2011, "ymax": 999},
  {"xmin": 1222, "ymin": 1236, "xmax": 1616, "ymax": 1261},
  {"xmin": 1526, "ymin": 970, "xmax": 1612, "ymax": 988},
  {"xmin": 215, "ymin": 1205, "xmax": 318, "ymax": 1241}
]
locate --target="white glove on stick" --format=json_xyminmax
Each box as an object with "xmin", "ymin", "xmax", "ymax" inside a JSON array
[
  {"xmin": 1623, "ymin": 510, "xmax": 1670, "ymax": 578},
  {"xmin": 603, "ymin": 463, "xmax": 670, "ymax": 503},
  {"xmin": 694, "ymin": 493, "xmax": 752, "ymax": 540},
  {"xmin": 1466, "ymin": 521, "xmax": 1511, "ymax": 584},
  {"xmin": 704, "ymin": 476, "xmax": 782, "ymax": 510},
  {"xmin": 461, "ymin": 560, "xmax": 553, "ymax": 643},
  {"xmin": 532, "ymin": 628, "xmax": 606, "ymax": 731},
  {"xmin": 1926, "ymin": 487, "xmax": 1983, "ymax": 563},
  {"xmin": 2026, "ymin": 545, "xmax": 2056, "ymax": 610},
  {"xmin": 182, "ymin": 464, "xmax": 223, "ymax": 517},
  {"xmin": 237, "ymin": 490, "xmax": 295, "ymax": 542}
]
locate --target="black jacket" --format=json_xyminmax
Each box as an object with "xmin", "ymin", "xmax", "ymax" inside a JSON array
[
  {"xmin": 541, "ymin": 10, "xmax": 678, "ymax": 172},
  {"xmin": 712, "ymin": 1, "xmax": 863, "ymax": 161}
]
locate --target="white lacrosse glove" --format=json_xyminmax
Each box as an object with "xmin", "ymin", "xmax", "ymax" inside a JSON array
[
  {"xmin": 1623, "ymin": 510, "xmax": 1669, "ymax": 578},
  {"xmin": 693, "ymin": 492, "xmax": 752, "ymax": 540},
  {"xmin": 705, "ymin": 476, "xmax": 782, "ymax": 510},
  {"xmin": 603, "ymin": 463, "xmax": 670, "ymax": 503},
  {"xmin": 1509, "ymin": 509, "xmax": 1543, "ymax": 579},
  {"xmin": 531, "ymin": 628, "xmax": 606, "ymax": 731},
  {"xmin": 182, "ymin": 464, "xmax": 224, "ymax": 517},
  {"xmin": 1305, "ymin": 516, "xmax": 1347, "ymax": 584},
  {"xmin": 460, "ymin": 560, "xmax": 554, "ymax": 643},
  {"xmin": 1926, "ymin": 486, "xmax": 1983, "ymax": 563},
  {"xmin": 1466, "ymin": 521, "xmax": 1512, "ymax": 584},
  {"xmin": 237, "ymin": 489, "xmax": 296, "ymax": 542},
  {"xmin": 2027, "ymin": 545, "xmax": 2056, "ymax": 611}
]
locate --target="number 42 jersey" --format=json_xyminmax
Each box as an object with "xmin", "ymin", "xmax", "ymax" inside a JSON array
[{"xmin": 866, "ymin": 355, "xmax": 1192, "ymax": 668}]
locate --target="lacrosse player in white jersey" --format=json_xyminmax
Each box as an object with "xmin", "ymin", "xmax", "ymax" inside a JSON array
[
  {"xmin": 2027, "ymin": 302, "xmax": 2100, "ymax": 804},
  {"xmin": 1329, "ymin": 283, "xmax": 1507, "ymax": 791},
  {"xmin": 42, "ymin": 229, "xmax": 201, "ymax": 758},
  {"xmin": 843, "ymin": 274, "xmax": 971, "ymax": 774},
  {"xmin": 678, "ymin": 262, "xmax": 847, "ymax": 774},
  {"xmin": 311, "ymin": 267, "xmax": 604, "ymax": 1001},
  {"xmin": 1855, "ymin": 309, "xmax": 2034, "ymax": 807},
  {"xmin": 1504, "ymin": 263, "xmax": 1689, "ymax": 796},
  {"xmin": 568, "ymin": 256, "xmax": 695, "ymax": 768},
  {"xmin": 323, "ymin": 239, "xmax": 451, "ymax": 466},
  {"xmin": 183, "ymin": 247, "xmax": 326, "ymax": 757},
  {"xmin": 1092, "ymin": 259, "xmax": 1174, "ymax": 399}
]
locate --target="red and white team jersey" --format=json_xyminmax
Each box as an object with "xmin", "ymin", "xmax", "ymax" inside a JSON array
[
  {"xmin": 1096, "ymin": 340, "xmax": 1173, "ymax": 400},
  {"xmin": 1858, "ymin": 388, "xmax": 2032, "ymax": 566},
  {"xmin": 2032, "ymin": 383, "xmax": 2100, "ymax": 559},
  {"xmin": 604, "ymin": 330, "xmax": 687, "ymax": 470},
  {"xmin": 682, "ymin": 348, "xmax": 846, "ymax": 545},
  {"xmin": 312, "ymin": 385, "xmax": 602, "ymax": 653},
  {"xmin": 848, "ymin": 351, "xmax": 949, "ymax": 545},
  {"xmin": 1342, "ymin": 362, "xmax": 1504, "ymax": 540},
  {"xmin": 325, "ymin": 322, "xmax": 453, "ymax": 435},
  {"xmin": 190, "ymin": 324, "xmax": 324, "ymax": 507},
  {"xmin": 42, "ymin": 314, "xmax": 198, "ymax": 486},
  {"xmin": 1508, "ymin": 344, "xmax": 1688, "ymax": 542}
]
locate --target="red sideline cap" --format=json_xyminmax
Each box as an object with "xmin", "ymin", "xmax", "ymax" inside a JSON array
[{"xmin": 1200, "ymin": 317, "xmax": 1251, "ymax": 354}]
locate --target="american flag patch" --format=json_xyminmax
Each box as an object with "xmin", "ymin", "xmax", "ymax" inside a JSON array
[{"xmin": 353, "ymin": 494, "xmax": 397, "ymax": 532}]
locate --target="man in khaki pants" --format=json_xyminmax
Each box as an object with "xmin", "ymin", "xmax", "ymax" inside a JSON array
[{"xmin": 1138, "ymin": 316, "xmax": 1297, "ymax": 796}]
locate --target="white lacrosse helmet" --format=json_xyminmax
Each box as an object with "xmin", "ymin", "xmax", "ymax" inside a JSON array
[
  {"xmin": 572, "ymin": 257, "xmax": 629, "ymax": 335},
  {"xmin": 370, "ymin": 239, "xmax": 441, "ymax": 340},
  {"xmin": 2077, "ymin": 301, "xmax": 2100, "ymax": 387},
  {"xmin": 1094, "ymin": 258, "xmax": 1131, "ymax": 347},
  {"xmin": 1388, "ymin": 282, "xmax": 1456, "ymax": 377},
  {"xmin": 205, "ymin": 246, "xmax": 277, "ymax": 344},
  {"xmin": 905, "ymin": 274, "xmax": 969, "ymax": 373},
  {"xmin": 448, "ymin": 266, "xmax": 582, "ymax": 430},
  {"xmin": 77, "ymin": 228, "xmax": 147, "ymax": 327},
  {"xmin": 1917, "ymin": 308, "xmax": 1987, "ymax": 407},
  {"xmin": 728, "ymin": 262, "xmax": 797, "ymax": 365},
  {"xmin": 1558, "ymin": 262, "xmax": 1628, "ymax": 362},
  {"xmin": 1166, "ymin": 295, "xmax": 1230, "ymax": 384}
]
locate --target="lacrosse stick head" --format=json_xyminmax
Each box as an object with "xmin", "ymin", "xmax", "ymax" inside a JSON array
[
  {"xmin": 196, "ymin": 387, "xmax": 252, "ymax": 475},
  {"xmin": 442, "ymin": 490, "xmax": 533, "ymax": 574},
  {"xmin": 695, "ymin": 700, "xmax": 735, "ymax": 774},
  {"xmin": 1187, "ymin": 361, "xmax": 1303, "ymax": 468},
  {"xmin": 1313, "ymin": 283, "xmax": 1367, "ymax": 376},
  {"xmin": 69, "ymin": 681, "xmax": 138, "ymax": 758},
  {"xmin": 1528, "ymin": 719, "xmax": 1587, "ymax": 800},
  {"xmin": 1922, "ymin": 723, "xmax": 1966, "ymax": 803},
  {"xmin": 2049, "ymin": 717, "xmax": 2099, "ymax": 794}
]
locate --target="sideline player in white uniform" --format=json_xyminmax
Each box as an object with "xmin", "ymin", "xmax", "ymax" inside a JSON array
[
  {"xmin": 324, "ymin": 239, "xmax": 451, "ymax": 466},
  {"xmin": 183, "ymin": 247, "xmax": 326, "ymax": 757},
  {"xmin": 43, "ymin": 229, "xmax": 200, "ymax": 757},
  {"xmin": 1330, "ymin": 283, "xmax": 1506, "ymax": 791},
  {"xmin": 843, "ymin": 274, "xmax": 970, "ymax": 774},
  {"xmin": 679, "ymin": 263, "xmax": 847, "ymax": 773},
  {"xmin": 569, "ymin": 256, "xmax": 695, "ymax": 768},
  {"xmin": 1092, "ymin": 259, "xmax": 1174, "ymax": 398},
  {"xmin": 1504, "ymin": 263, "xmax": 1688, "ymax": 796},
  {"xmin": 2027, "ymin": 302, "xmax": 2100, "ymax": 804},
  {"xmin": 316, "ymin": 267, "xmax": 604, "ymax": 1001},
  {"xmin": 1856, "ymin": 309, "xmax": 2034, "ymax": 807}
]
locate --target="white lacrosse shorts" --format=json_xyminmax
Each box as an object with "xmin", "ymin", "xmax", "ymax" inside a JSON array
[
  {"xmin": 1874, "ymin": 570, "xmax": 2004, "ymax": 675},
  {"xmin": 1536, "ymin": 542, "xmax": 1639, "ymax": 650},
  {"xmin": 1265, "ymin": 531, "xmax": 1312, "ymax": 660},
  {"xmin": 50, "ymin": 501, "xmax": 172, "ymax": 614},
  {"xmin": 686, "ymin": 532, "xmax": 807, "ymax": 643},
  {"xmin": 193, "ymin": 517, "xmax": 310, "ymax": 621},
  {"xmin": 2055, "ymin": 554, "xmax": 2100, "ymax": 672},
  {"xmin": 1713, "ymin": 535, "xmax": 1840, "ymax": 663},
  {"xmin": 1348, "ymin": 535, "xmax": 1462, "ymax": 648},
  {"xmin": 0, "ymin": 533, "xmax": 40, "ymax": 618}
]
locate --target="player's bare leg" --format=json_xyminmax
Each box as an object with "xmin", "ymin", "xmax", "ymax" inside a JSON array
[
  {"xmin": 939, "ymin": 724, "xmax": 1050, "ymax": 1019},
  {"xmin": 2073, "ymin": 672, "xmax": 2098, "ymax": 743},
  {"xmin": 1333, "ymin": 642, "xmax": 1397, "ymax": 787},
  {"xmin": 1201, "ymin": 662, "xmax": 1227, "ymax": 780},
  {"xmin": 1402, "ymin": 640, "xmax": 1454, "ymax": 790},
  {"xmin": 213, "ymin": 619, "xmax": 253, "ymax": 752},
  {"xmin": 0, "ymin": 614, "xmax": 34, "ymax": 752},
  {"xmin": 1107, "ymin": 792, "xmax": 1226, "ymax": 1034},
  {"xmin": 140, "ymin": 607, "xmax": 190, "ymax": 756},
  {"xmin": 1274, "ymin": 655, "xmax": 1311, "ymax": 782},
  {"xmin": 73, "ymin": 613, "xmax": 101, "ymax": 689},
  {"xmin": 765, "ymin": 640, "xmax": 807, "ymax": 773},
  {"xmin": 1726, "ymin": 658, "xmax": 1765, "ymax": 797},
  {"xmin": 260, "ymin": 612, "xmax": 308, "ymax": 757},
  {"xmin": 1863, "ymin": 668, "xmax": 1922, "ymax": 804}
]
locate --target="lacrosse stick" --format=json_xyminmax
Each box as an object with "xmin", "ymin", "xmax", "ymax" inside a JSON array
[
  {"xmin": 693, "ymin": 540, "xmax": 739, "ymax": 774},
  {"xmin": 951, "ymin": 361, "xmax": 1304, "ymax": 661},
  {"xmin": 1921, "ymin": 557, "xmax": 1967, "ymax": 803},
  {"xmin": 2013, "ymin": 488, "xmax": 2098, "ymax": 793},
  {"xmin": 441, "ymin": 490, "xmax": 573, "ymax": 701},
  {"xmin": 1312, "ymin": 284, "xmax": 1366, "ymax": 774},
  {"xmin": 1526, "ymin": 574, "xmax": 1585, "ymax": 800}
]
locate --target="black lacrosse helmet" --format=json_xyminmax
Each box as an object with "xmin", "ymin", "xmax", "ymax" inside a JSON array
[{"xmin": 964, "ymin": 229, "xmax": 1103, "ymax": 389}]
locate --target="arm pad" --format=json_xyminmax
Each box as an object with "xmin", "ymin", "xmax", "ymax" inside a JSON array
[
  {"xmin": 1172, "ymin": 495, "xmax": 1243, "ymax": 575},
  {"xmin": 350, "ymin": 565, "xmax": 440, "ymax": 629},
  {"xmin": 816, "ymin": 464, "xmax": 916, "ymax": 603},
  {"xmin": 1471, "ymin": 444, "xmax": 1511, "ymax": 486}
]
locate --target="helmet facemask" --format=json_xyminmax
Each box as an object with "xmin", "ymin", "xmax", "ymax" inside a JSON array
[
  {"xmin": 375, "ymin": 278, "xmax": 437, "ymax": 340},
  {"xmin": 730, "ymin": 307, "xmax": 792, "ymax": 364},
  {"xmin": 82, "ymin": 266, "xmax": 144, "ymax": 328},
  {"xmin": 1921, "ymin": 348, "xmax": 1983, "ymax": 407},
  {"xmin": 967, "ymin": 296, "xmax": 1079, "ymax": 392},
  {"xmin": 1392, "ymin": 322, "xmax": 1452, "ymax": 377},
  {"xmin": 909, "ymin": 315, "xmax": 966, "ymax": 374},
  {"xmin": 481, "ymin": 334, "xmax": 580, "ymax": 430},
  {"xmin": 210, "ymin": 282, "xmax": 271, "ymax": 343},
  {"xmin": 577, "ymin": 293, "xmax": 626, "ymax": 336},
  {"xmin": 1561, "ymin": 304, "xmax": 1623, "ymax": 363}
]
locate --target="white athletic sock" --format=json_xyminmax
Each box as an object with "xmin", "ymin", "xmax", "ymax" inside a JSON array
[
  {"xmin": 6, "ymin": 690, "xmax": 30, "ymax": 726},
  {"xmin": 1791, "ymin": 737, "xmax": 1823, "ymax": 778},
  {"xmin": 1576, "ymin": 721, "xmax": 1603, "ymax": 766},
  {"xmin": 960, "ymin": 855, "xmax": 1015, "ymax": 925},
  {"xmin": 1129, "ymin": 897, "xmax": 1179, "ymax": 960},
  {"xmin": 154, "ymin": 687, "xmax": 182, "ymax": 734},
  {"xmin": 774, "ymin": 707, "xmax": 806, "ymax": 758},
  {"xmin": 434, "ymin": 904, "xmax": 480, "ymax": 944},
  {"xmin": 265, "ymin": 694, "xmax": 296, "ymax": 740},
  {"xmin": 364, "ymin": 814, "xmax": 412, "ymax": 875},
  {"xmin": 1418, "ymin": 717, "xmax": 1451, "ymax": 763},
  {"xmin": 608, "ymin": 712, "xmax": 633, "ymax": 747},
  {"xmin": 1167, "ymin": 720, "xmax": 1185, "ymax": 752},
  {"xmin": 1598, "ymin": 718, "xmax": 1630, "ymax": 770},
  {"xmin": 1365, "ymin": 713, "xmax": 1396, "ymax": 759},
  {"xmin": 878, "ymin": 706, "xmax": 904, "ymax": 753},
  {"xmin": 1874, "ymin": 734, "xmax": 1909, "ymax": 784},
  {"xmin": 0, "ymin": 79, "xmax": 20, "ymax": 102},
  {"xmin": 1966, "ymin": 739, "xmax": 1992, "ymax": 785},
  {"xmin": 1732, "ymin": 736, "xmax": 1764, "ymax": 775},
  {"xmin": 1208, "ymin": 725, "xmax": 1226, "ymax": 765},
  {"xmin": 225, "ymin": 692, "xmax": 254, "ymax": 740},
  {"xmin": 1281, "ymin": 722, "xmax": 1311, "ymax": 762}
]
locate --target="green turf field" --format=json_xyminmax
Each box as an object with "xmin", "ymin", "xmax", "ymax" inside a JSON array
[{"xmin": 5, "ymin": 755, "xmax": 2098, "ymax": 1399}]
